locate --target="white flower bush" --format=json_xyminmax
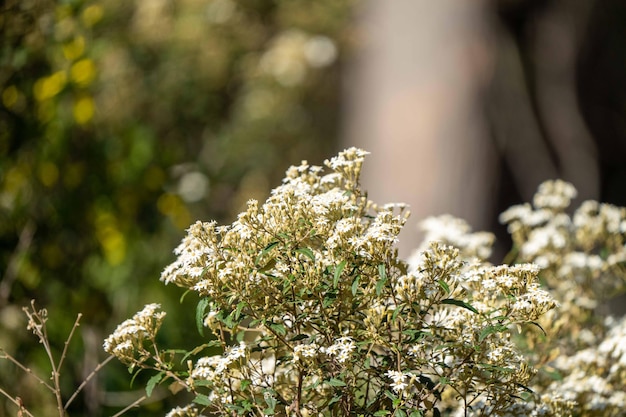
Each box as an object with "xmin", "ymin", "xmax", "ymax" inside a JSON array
[{"xmin": 103, "ymin": 149, "xmax": 626, "ymax": 416}]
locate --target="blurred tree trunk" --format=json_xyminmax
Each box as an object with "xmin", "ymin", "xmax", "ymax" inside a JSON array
[
  {"xmin": 342, "ymin": 0, "xmax": 496, "ymax": 256},
  {"xmin": 342, "ymin": 0, "xmax": 602, "ymax": 257}
]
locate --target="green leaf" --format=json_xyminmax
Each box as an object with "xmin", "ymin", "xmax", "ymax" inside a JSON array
[
  {"xmin": 264, "ymin": 392, "xmax": 277, "ymax": 410},
  {"xmin": 515, "ymin": 382, "xmax": 535, "ymax": 394},
  {"xmin": 296, "ymin": 247, "xmax": 315, "ymax": 262},
  {"xmin": 196, "ymin": 298, "xmax": 210, "ymax": 337},
  {"xmin": 376, "ymin": 264, "xmax": 387, "ymax": 295},
  {"xmin": 478, "ymin": 362, "xmax": 514, "ymax": 373},
  {"xmin": 192, "ymin": 379, "xmax": 212, "ymax": 387},
  {"xmin": 258, "ymin": 258, "xmax": 277, "ymax": 273},
  {"xmin": 323, "ymin": 290, "xmax": 337, "ymax": 307},
  {"xmin": 290, "ymin": 334, "xmax": 310, "ymax": 342},
  {"xmin": 441, "ymin": 298, "xmax": 478, "ymax": 314},
  {"xmin": 240, "ymin": 379, "xmax": 252, "ymax": 391},
  {"xmin": 479, "ymin": 324, "xmax": 508, "ymax": 343},
  {"xmin": 391, "ymin": 305, "xmax": 403, "ymax": 321},
  {"xmin": 437, "ymin": 279, "xmax": 450, "ymax": 294},
  {"xmin": 223, "ymin": 310, "xmax": 238, "ymax": 329},
  {"xmin": 129, "ymin": 368, "xmax": 142, "ymax": 387},
  {"xmin": 529, "ymin": 321, "xmax": 547, "ymax": 336},
  {"xmin": 327, "ymin": 378, "xmax": 347, "ymax": 387},
  {"xmin": 402, "ymin": 329, "xmax": 425, "ymax": 342},
  {"xmin": 179, "ymin": 289, "xmax": 191, "ymax": 303},
  {"xmin": 384, "ymin": 390, "xmax": 397, "ymax": 401},
  {"xmin": 193, "ymin": 393, "xmax": 212, "ymax": 406},
  {"xmin": 327, "ymin": 395, "xmax": 342, "ymax": 407},
  {"xmin": 374, "ymin": 411, "xmax": 391, "ymax": 416},
  {"xmin": 256, "ymin": 241, "xmax": 279, "ymax": 265},
  {"xmin": 333, "ymin": 260, "xmax": 347, "ymax": 288},
  {"xmin": 146, "ymin": 372, "xmax": 165, "ymax": 397},
  {"xmin": 351, "ymin": 275, "xmax": 361, "ymax": 296},
  {"xmin": 234, "ymin": 301, "xmax": 247, "ymax": 321},
  {"xmin": 269, "ymin": 322, "xmax": 287, "ymax": 336}
]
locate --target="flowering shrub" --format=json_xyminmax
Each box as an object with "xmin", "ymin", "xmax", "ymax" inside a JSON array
[
  {"xmin": 100, "ymin": 147, "xmax": 626, "ymax": 416},
  {"xmin": 4, "ymin": 148, "xmax": 625, "ymax": 415}
]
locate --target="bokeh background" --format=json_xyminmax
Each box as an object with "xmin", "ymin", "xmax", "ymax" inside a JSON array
[{"xmin": 2, "ymin": 0, "xmax": 626, "ymax": 415}]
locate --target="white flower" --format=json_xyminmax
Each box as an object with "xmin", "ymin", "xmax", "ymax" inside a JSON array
[
  {"xmin": 385, "ymin": 370, "xmax": 410, "ymax": 393},
  {"xmin": 323, "ymin": 337, "xmax": 355, "ymax": 363},
  {"xmin": 293, "ymin": 343, "xmax": 319, "ymax": 362},
  {"xmin": 165, "ymin": 405, "xmax": 200, "ymax": 417}
]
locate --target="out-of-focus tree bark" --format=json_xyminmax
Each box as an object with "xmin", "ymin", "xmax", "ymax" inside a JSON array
[
  {"xmin": 342, "ymin": 0, "xmax": 602, "ymax": 258},
  {"xmin": 342, "ymin": 0, "xmax": 496, "ymax": 257}
]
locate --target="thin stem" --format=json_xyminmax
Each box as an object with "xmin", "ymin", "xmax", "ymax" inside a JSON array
[
  {"xmin": 57, "ymin": 313, "xmax": 82, "ymax": 372},
  {"xmin": 35, "ymin": 305, "xmax": 65, "ymax": 416},
  {"xmin": 110, "ymin": 394, "xmax": 147, "ymax": 417},
  {"xmin": 294, "ymin": 368, "xmax": 304, "ymax": 417},
  {"xmin": 0, "ymin": 349, "xmax": 55, "ymax": 392},
  {"xmin": 64, "ymin": 355, "xmax": 114, "ymax": 410},
  {"xmin": 0, "ymin": 390, "xmax": 35, "ymax": 417},
  {"xmin": 148, "ymin": 336, "xmax": 195, "ymax": 394}
]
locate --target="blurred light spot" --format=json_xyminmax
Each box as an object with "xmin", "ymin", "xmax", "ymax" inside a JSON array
[
  {"xmin": 95, "ymin": 210, "xmax": 126, "ymax": 265},
  {"xmin": 56, "ymin": 4, "xmax": 73, "ymax": 19},
  {"xmin": 82, "ymin": 4, "xmax": 104, "ymax": 27},
  {"xmin": 260, "ymin": 30, "xmax": 308, "ymax": 86},
  {"xmin": 206, "ymin": 0, "xmax": 236, "ymax": 24},
  {"xmin": 242, "ymin": 88, "xmax": 277, "ymax": 119},
  {"xmin": 129, "ymin": 131, "xmax": 154, "ymax": 170},
  {"xmin": 64, "ymin": 163, "xmax": 85, "ymax": 189},
  {"xmin": 18, "ymin": 260, "xmax": 40, "ymax": 289},
  {"xmin": 63, "ymin": 36, "xmax": 86, "ymax": 61},
  {"xmin": 2, "ymin": 85, "xmax": 18, "ymax": 108},
  {"xmin": 157, "ymin": 193, "xmax": 177, "ymax": 214},
  {"xmin": 101, "ymin": 229, "xmax": 126, "ymax": 265},
  {"xmin": 144, "ymin": 165, "xmax": 166, "ymax": 190},
  {"xmin": 71, "ymin": 59, "xmax": 97, "ymax": 86},
  {"xmin": 118, "ymin": 193, "xmax": 139, "ymax": 217},
  {"xmin": 42, "ymin": 243, "xmax": 63, "ymax": 269},
  {"xmin": 3, "ymin": 166, "xmax": 26, "ymax": 193},
  {"xmin": 0, "ymin": 165, "xmax": 33, "ymax": 210},
  {"xmin": 74, "ymin": 96, "xmax": 95, "ymax": 124},
  {"xmin": 157, "ymin": 193, "xmax": 191, "ymax": 229},
  {"xmin": 178, "ymin": 171, "xmax": 210, "ymax": 203},
  {"xmin": 33, "ymin": 71, "xmax": 67, "ymax": 101},
  {"xmin": 232, "ymin": 169, "xmax": 269, "ymax": 213},
  {"xmin": 37, "ymin": 100, "xmax": 55, "ymax": 123},
  {"xmin": 304, "ymin": 36, "xmax": 338, "ymax": 68},
  {"xmin": 38, "ymin": 162, "xmax": 59, "ymax": 187},
  {"xmin": 133, "ymin": 0, "xmax": 171, "ymax": 43}
]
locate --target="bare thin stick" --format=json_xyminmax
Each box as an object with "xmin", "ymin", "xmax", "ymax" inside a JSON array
[
  {"xmin": 111, "ymin": 394, "xmax": 148, "ymax": 417},
  {"xmin": 64, "ymin": 355, "xmax": 114, "ymax": 410},
  {"xmin": 30, "ymin": 302, "xmax": 65, "ymax": 416},
  {"xmin": 0, "ymin": 388, "xmax": 35, "ymax": 417},
  {"xmin": 57, "ymin": 313, "xmax": 82, "ymax": 372},
  {"xmin": 0, "ymin": 349, "xmax": 55, "ymax": 392}
]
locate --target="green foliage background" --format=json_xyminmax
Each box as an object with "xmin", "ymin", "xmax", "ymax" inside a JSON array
[{"xmin": 0, "ymin": 0, "xmax": 355, "ymax": 414}]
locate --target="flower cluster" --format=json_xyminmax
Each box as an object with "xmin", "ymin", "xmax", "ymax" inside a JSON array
[
  {"xmin": 105, "ymin": 149, "xmax": 564, "ymax": 416},
  {"xmin": 408, "ymin": 214, "xmax": 495, "ymax": 262},
  {"xmin": 414, "ymin": 180, "xmax": 626, "ymax": 416},
  {"xmin": 164, "ymin": 405, "xmax": 201, "ymax": 417},
  {"xmin": 103, "ymin": 303, "xmax": 166, "ymax": 367},
  {"xmin": 104, "ymin": 151, "xmax": 626, "ymax": 416},
  {"xmin": 500, "ymin": 179, "xmax": 626, "ymax": 316}
]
